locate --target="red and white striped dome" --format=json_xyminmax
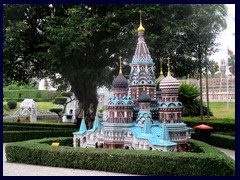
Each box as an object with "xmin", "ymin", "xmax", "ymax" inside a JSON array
[{"xmin": 159, "ymin": 75, "xmax": 180, "ymax": 90}]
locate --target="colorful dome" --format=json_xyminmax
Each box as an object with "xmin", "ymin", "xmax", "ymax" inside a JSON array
[
  {"xmin": 137, "ymin": 24, "xmax": 145, "ymax": 32},
  {"xmin": 159, "ymin": 75, "xmax": 180, "ymax": 90},
  {"xmin": 155, "ymin": 74, "xmax": 165, "ymax": 91},
  {"xmin": 138, "ymin": 91, "xmax": 151, "ymax": 103},
  {"xmin": 112, "ymin": 74, "xmax": 128, "ymax": 89}
]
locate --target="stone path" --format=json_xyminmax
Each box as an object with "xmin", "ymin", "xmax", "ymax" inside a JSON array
[{"xmin": 3, "ymin": 143, "xmax": 235, "ymax": 176}]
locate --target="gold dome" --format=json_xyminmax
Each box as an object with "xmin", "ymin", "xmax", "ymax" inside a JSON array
[{"xmin": 137, "ymin": 23, "xmax": 145, "ymax": 32}]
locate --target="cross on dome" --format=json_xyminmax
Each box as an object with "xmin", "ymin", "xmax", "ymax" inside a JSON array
[
  {"xmin": 119, "ymin": 56, "xmax": 122, "ymax": 74},
  {"xmin": 167, "ymin": 57, "xmax": 171, "ymax": 76},
  {"xmin": 137, "ymin": 10, "xmax": 145, "ymax": 32}
]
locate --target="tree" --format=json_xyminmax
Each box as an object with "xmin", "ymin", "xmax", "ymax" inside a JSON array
[
  {"xmin": 49, "ymin": 91, "xmax": 74, "ymax": 122},
  {"xmin": 4, "ymin": 4, "xmax": 227, "ymax": 114},
  {"xmin": 208, "ymin": 60, "xmax": 219, "ymax": 77},
  {"xmin": 178, "ymin": 82, "xmax": 213, "ymax": 117},
  {"xmin": 228, "ymin": 54, "xmax": 235, "ymax": 76}
]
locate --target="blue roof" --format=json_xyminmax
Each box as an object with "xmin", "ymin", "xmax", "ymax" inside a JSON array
[
  {"xmin": 88, "ymin": 116, "xmax": 100, "ymax": 132},
  {"xmin": 73, "ymin": 118, "xmax": 87, "ymax": 135},
  {"xmin": 129, "ymin": 126, "xmax": 176, "ymax": 146}
]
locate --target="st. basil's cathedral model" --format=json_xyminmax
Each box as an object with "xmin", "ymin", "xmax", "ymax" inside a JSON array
[{"xmin": 73, "ymin": 14, "xmax": 192, "ymax": 152}]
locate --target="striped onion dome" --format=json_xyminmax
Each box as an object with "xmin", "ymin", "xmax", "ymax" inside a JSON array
[{"xmin": 159, "ymin": 75, "xmax": 180, "ymax": 90}]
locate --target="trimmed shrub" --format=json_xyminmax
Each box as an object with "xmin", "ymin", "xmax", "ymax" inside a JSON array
[
  {"xmin": 49, "ymin": 108, "xmax": 63, "ymax": 114},
  {"xmin": 60, "ymin": 92, "xmax": 73, "ymax": 97},
  {"xmin": 52, "ymin": 97, "xmax": 67, "ymax": 105},
  {"xmin": 209, "ymin": 134, "xmax": 235, "ymax": 150},
  {"xmin": 5, "ymin": 138, "xmax": 235, "ymax": 176},
  {"xmin": 7, "ymin": 100, "xmax": 17, "ymax": 109},
  {"xmin": 3, "ymin": 130, "xmax": 75, "ymax": 142},
  {"xmin": 3, "ymin": 122, "xmax": 76, "ymax": 130},
  {"xmin": 183, "ymin": 119, "xmax": 235, "ymax": 132},
  {"xmin": 3, "ymin": 90, "xmax": 60, "ymax": 102}
]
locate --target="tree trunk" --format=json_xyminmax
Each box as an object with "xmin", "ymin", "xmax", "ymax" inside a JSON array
[{"xmin": 69, "ymin": 76, "xmax": 98, "ymax": 118}]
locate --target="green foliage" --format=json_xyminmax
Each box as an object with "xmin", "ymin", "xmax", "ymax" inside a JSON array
[
  {"xmin": 60, "ymin": 92, "xmax": 73, "ymax": 97},
  {"xmin": 183, "ymin": 118, "xmax": 235, "ymax": 132},
  {"xmin": 3, "ymin": 122, "xmax": 77, "ymax": 142},
  {"xmin": 179, "ymin": 82, "xmax": 213, "ymax": 116},
  {"xmin": 3, "ymin": 104, "xmax": 10, "ymax": 111},
  {"xmin": 3, "ymin": 130, "xmax": 74, "ymax": 143},
  {"xmin": 208, "ymin": 60, "xmax": 219, "ymax": 77},
  {"xmin": 210, "ymin": 134, "xmax": 235, "ymax": 150},
  {"xmin": 3, "ymin": 122, "xmax": 76, "ymax": 128},
  {"xmin": 5, "ymin": 137, "xmax": 235, "ymax": 176},
  {"xmin": 49, "ymin": 108, "xmax": 63, "ymax": 114},
  {"xmin": 228, "ymin": 54, "xmax": 235, "ymax": 76},
  {"xmin": 3, "ymin": 90, "xmax": 60, "ymax": 101},
  {"xmin": 3, "ymin": 4, "xmax": 228, "ymax": 114},
  {"xmin": 7, "ymin": 100, "xmax": 17, "ymax": 109},
  {"xmin": 52, "ymin": 97, "xmax": 67, "ymax": 105}
]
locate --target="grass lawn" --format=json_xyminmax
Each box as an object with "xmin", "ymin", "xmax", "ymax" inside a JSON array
[
  {"xmin": 4, "ymin": 101, "xmax": 235, "ymax": 120},
  {"xmin": 3, "ymin": 102, "xmax": 56, "ymax": 116},
  {"xmin": 208, "ymin": 102, "xmax": 235, "ymax": 119}
]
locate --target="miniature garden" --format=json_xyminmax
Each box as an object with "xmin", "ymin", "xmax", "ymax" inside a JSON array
[{"xmin": 3, "ymin": 4, "xmax": 235, "ymax": 176}]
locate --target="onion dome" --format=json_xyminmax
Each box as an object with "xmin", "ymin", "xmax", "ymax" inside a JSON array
[
  {"xmin": 138, "ymin": 91, "xmax": 151, "ymax": 103},
  {"xmin": 160, "ymin": 75, "xmax": 180, "ymax": 90},
  {"xmin": 155, "ymin": 74, "xmax": 165, "ymax": 91},
  {"xmin": 112, "ymin": 74, "xmax": 128, "ymax": 89}
]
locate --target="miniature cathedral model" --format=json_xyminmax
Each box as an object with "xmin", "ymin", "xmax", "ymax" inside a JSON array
[{"xmin": 73, "ymin": 12, "xmax": 191, "ymax": 152}]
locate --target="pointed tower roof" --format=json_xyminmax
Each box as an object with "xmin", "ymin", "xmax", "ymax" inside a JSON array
[
  {"xmin": 91, "ymin": 116, "xmax": 100, "ymax": 131},
  {"xmin": 160, "ymin": 122, "xmax": 170, "ymax": 141},
  {"xmin": 79, "ymin": 117, "xmax": 87, "ymax": 134},
  {"xmin": 132, "ymin": 11, "xmax": 152, "ymax": 63},
  {"xmin": 143, "ymin": 118, "xmax": 151, "ymax": 135},
  {"xmin": 156, "ymin": 57, "xmax": 165, "ymax": 90}
]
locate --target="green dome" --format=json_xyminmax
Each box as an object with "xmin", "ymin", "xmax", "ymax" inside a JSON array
[{"xmin": 155, "ymin": 74, "xmax": 165, "ymax": 91}]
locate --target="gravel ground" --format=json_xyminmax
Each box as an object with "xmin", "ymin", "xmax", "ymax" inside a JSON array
[{"xmin": 3, "ymin": 143, "xmax": 235, "ymax": 176}]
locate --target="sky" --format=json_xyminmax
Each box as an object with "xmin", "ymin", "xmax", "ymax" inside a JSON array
[{"xmin": 209, "ymin": 4, "xmax": 235, "ymax": 67}]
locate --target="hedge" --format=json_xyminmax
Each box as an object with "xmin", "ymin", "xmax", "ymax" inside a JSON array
[
  {"xmin": 5, "ymin": 137, "xmax": 235, "ymax": 176},
  {"xmin": 4, "ymin": 98, "xmax": 52, "ymax": 102},
  {"xmin": 3, "ymin": 130, "xmax": 76, "ymax": 143},
  {"xmin": 3, "ymin": 122, "xmax": 76, "ymax": 129},
  {"xmin": 183, "ymin": 118, "xmax": 235, "ymax": 132},
  {"xmin": 209, "ymin": 134, "xmax": 235, "ymax": 150},
  {"xmin": 191, "ymin": 133, "xmax": 235, "ymax": 150},
  {"xmin": 3, "ymin": 90, "xmax": 60, "ymax": 101}
]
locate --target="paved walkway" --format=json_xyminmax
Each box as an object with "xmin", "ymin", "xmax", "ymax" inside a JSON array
[
  {"xmin": 214, "ymin": 147, "xmax": 235, "ymax": 160},
  {"xmin": 3, "ymin": 144, "xmax": 235, "ymax": 176}
]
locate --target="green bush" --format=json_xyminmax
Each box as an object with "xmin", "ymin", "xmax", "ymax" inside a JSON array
[
  {"xmin": 52, "ymin": 97, "xmax": 67, "ymax": 105},
  {"xmin": 3, "ymin": 122, "xmax": 76, "ymax": 129},
  {"xmin": 3, "ymin": 90, "xmax": 60, "ymax": 102},
  {"xmin": 60, "ymin": 92, "xmax": 73, "ymax": 97},
  {"xmin": 5, "ymin": 138, "xmax": 234, "ymax": 176},
  {"xmin": 49, "ymin": 108, "xmax": 63, "ymax": 114},
  {"xmin": 3, "ymin": 130, "xmax": 75, "ymax": 142},
  {"xmin": 209, "ymin": 134, "xmax": 235, "ymax": 150},
  {"xmin": 3, "ymin": 104, "xmax": 10, "ymax": 111},
  {"xmin": 7, "ymin": 100, "xmax": 17, "ymax": 109},
  {"xmin": 183, "ymin": 118, "xmax": 235, "ymax": 132}
]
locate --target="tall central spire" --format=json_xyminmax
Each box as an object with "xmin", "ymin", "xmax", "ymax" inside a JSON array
[
  {"xmin": 159, "ymin": 57, "xmax": 163, "ymax": 75},
  {"xmin": 167, "ymin": 57, "xmax": 171, "ymax": 76},
  {"xmin": 119, "ymin": 56, "xmax": 122, "ymax": 74},
  {"xmin": 137, "ymin": 10, "xmax": 145, "ymax": 32}
]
